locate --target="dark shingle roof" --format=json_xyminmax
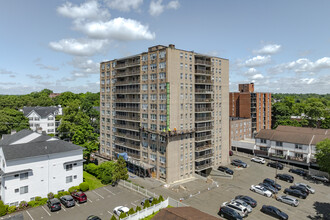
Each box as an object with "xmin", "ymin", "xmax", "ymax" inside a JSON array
[
  {"xmin": 256, "ymin": 126, "xmax": 330, "ymax": 145},
  {"xmin": 2, "ymin": 140, "xmax": 83, "ymax": 161},
  {"xmin": 0, "ymin": 129, "xmax": 34, "ymax": 145},
  {"xmin": 23, "ymin": 106, "xmax": 59, "ymax": 118}
]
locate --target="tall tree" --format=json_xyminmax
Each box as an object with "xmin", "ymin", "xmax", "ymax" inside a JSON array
[
  {"xmin": 0, "ymin": 108, "xmax": 30, "ymax": 137},
  {"xmin": 315, "ymin": 138, "xmax": 330, "ymax": 175}
]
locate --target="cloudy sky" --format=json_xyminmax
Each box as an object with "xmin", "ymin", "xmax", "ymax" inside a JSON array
[{"xmin": 1, "ymin": 0, "xmax": 330, "ymax": 94}]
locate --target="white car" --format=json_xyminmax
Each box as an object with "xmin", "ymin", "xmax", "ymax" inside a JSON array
[
  {"xmin": 295, "ymin": 183, "xmax": 315, "ymax": 194},
  {"xmin": 231, "ymin": 199, "xmax": 252, "ymax": 213},
  {"xmin": 113, "ymin": 206, "xmax": 129, "ymax": 216},
  {"xmin": 250, "ymin": 185, "xmax": 272, "ymax": 197},
  {"xmin": 251, "ymin": 157, "xmax": 265, "ymax": 164},
  {"xmin": 222, "ymin": 201, "xmax": 248, "ymax": 217}
]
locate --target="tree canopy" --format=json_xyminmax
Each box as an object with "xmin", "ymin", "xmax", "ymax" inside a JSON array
[
  {"xmin": 315, "ymin": 138, "xmax": 330, "ymax": 175},
  {"xmin": 0, "ymin": 108, "xmax": 30, "ymax": 137}
]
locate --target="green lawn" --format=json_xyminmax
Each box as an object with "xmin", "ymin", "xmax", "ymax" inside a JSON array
[{"xmin": 83, "ymin": 171, "xmax": 105, "ymax": 190}]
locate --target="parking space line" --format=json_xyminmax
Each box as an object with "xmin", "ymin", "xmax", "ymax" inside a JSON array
[
  {"xmin": 104, "ymin": 187, "xmax": 115, "ymax": 195},
  {"xmin": 76, "ymin": 203, "xmax": 80, "ymax": 206},
  {"xmin": 107, "ymin": 211, "xmax": 113, "ymax": 215},
  {"xmin": 41, "ymin": 206, "xmax": 51, "ymax": 216},
  {"xmin": 62, "ymin": 206, "xmax": 66, "ymax": 212},
  {"xmin": 93, "ymin": 191, "xmax": 105, "ymax": 199},
  {"xmin": 26, "ymin": 210, "xmax": 34, "ymax": 220},
  {"xmin": 131, "ymin": 202, "xmax": 137, "ymax": 207},
  {"xmin": 88, "ymin": 198, "xmax": 93, "ymax": 203}
]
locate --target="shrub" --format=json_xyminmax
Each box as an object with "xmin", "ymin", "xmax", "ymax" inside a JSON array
[
  {"xmin": 38, "ymin": 198, "xmax": 48, "ymax": 206},
  {"xmin": 158, "ymin": 195, "xmax": 164, "ymax": 202},
  {"xmin": 57, "ymin": 191, "xmax": 65, "ymax": 198},
  {"xmin": 28, "ymin": 201, "xmax": 38, "ymax": 207},
  {"xmin": 143, "ymin": 200, "xmax": 150, "ymax": 209},
  {"xmin": 35, "ymin": 196, "xmax": 42, "ymax": 201},
  {"xmin": 7, "ymin": 206, "xmax": 16, "ymax": 214},
  {"xmin": 84, "ymin": 163, "xmax": 99, "ymax": 176},
  {"xmin": 68, "ymin": 186, "xmax": 79, "ymax": 193},
  {"xmin": 135, "ymin": 206, "xmax": 141, "ymax": 212},
  {"xmin": 119, "ymin": 212, "xmax": 127, "ymax": 219},
  {"xmin": 47, "ymin": 192, "xmax": 54, "ymax": 199},
  {"xmin": 54, "ymin": 194, "xmax": 59, "ymax": 199},
  {"xmin": 19, "ymin": 201, "xmax": 28, "ymax": 209},
  {"xmin": 0, "ymin": 205, "xmax": 6, "ymax": 216},
  {"xmin": 64, "ymin": 191, "xmax": 70, "ymax": 195},
  {"xmin": 4, "ymin": 205, "xmax": 8, "ymax": 212},
  {"xmin": 110, "ymin": 215, "xmax": 117, "ymax": 220},
  {"xmin": 79, "ymin": 182, "xmax": 89, "ymax": 192},
  {"xmin": 128, "ymin": 207, "xmax": 135, "ymax": 215},
  {"xmin": 151, "ymin": 198, "xmax": 158, "ymax": 206}
]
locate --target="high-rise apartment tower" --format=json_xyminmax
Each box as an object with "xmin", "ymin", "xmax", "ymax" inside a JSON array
[{"xmin": 99, "ymin": 44, "xmax": 229, "ymax": 183}]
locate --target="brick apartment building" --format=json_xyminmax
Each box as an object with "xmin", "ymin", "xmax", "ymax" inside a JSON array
[
  {"xmin": 229, "ymin": 83, "xmax": 271, "ymax": 137},
  {"xmin": 98, "ymin": 44, "xmax": 229, "ymax": 183},
  {"xmin": 230, "ymin": 117, "xmax": 252, "ymax": 142}
]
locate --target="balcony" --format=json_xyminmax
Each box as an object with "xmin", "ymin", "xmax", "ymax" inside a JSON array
[
  {"xmin": 114, "ymin": 123, "xmax": 140, "ymax": 131},
  {"xmin": 115, "ymin": 115, "xmax": 140, "ymax": 121},
  {"xmin": 195, "ymin": 98, "xmax": 213, "ymax": 103},
  {"xmin": 195, "ymin": 88, "xmax": 213, "ymax": 93},
  {"xmin": 114, "ymin": 140, "xmax": 140, "ymax": 150},
  {"xmin": 287, "ymin": 156, "xmax": 307, "ymax": 163},
  {"xmin": 195, "ymin": 135, "xmax": 212, "ymax": 142},
  {"xmin": 195, "ymin": 60, "xmax": 211, "ymax": 66},
  {"xmin": 115, "ymin": 106, "xmax": 140, "ymax": 112},
  {"xmin": 195, "ymin": 116, "xmax": 212, "ymax": 122},
  {"xmin": 195, "ymin": 79, "xmax": 212, "ymax": 84},
  {"xmin": 195, "ymin": 107, "xmax": 213, "ymax": 112},
  {"xmin": 115, "ymin": 79, "xmax": 140, "ymax": 85},
  {"xmin": 195, "ymin": 126, "xmax": 213, "ymax": 132},
  {"xmin": 114, "ymin": 88, "xmax": 140, "ymax": 94},
  {"xmin": 115, "ymin": 149, "xmax": 140, "ymax": 159},
  {"xmin": 195, "ymin": 69, "xmax": 211, "ymax": 75},
  {"xmin": 114, "ymin": 132, "xmax": 140, "ymax": 141},
  {"xmin": 115, "ymin": 60, "xmax": 140, "ymax": 69},
  {"xmin": 195, "ymin": 144, "xmax": 212, "ymax": 152},
  {"xmin": 195, "ymin": 162, "xmax": 213, "ymax": 171},
  {"xmin": 115, "ymin": 98, "xmax": 140, "ymax": 103},
  {"xmin": 195, "ymin": 152, "xmax": 214, "ymax": 161},
  {"xmin": 115, "ymin": 70, "xmax": 140, "ymax": 77}
]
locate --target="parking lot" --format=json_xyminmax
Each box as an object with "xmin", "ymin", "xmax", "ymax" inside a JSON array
[
  {"xmin": 17, "ymin": 184, "xmax": 146, "ymax": 220},
  {"xmin": 130, "ymin": 155, "xmax": 330, "ymax": 219}
]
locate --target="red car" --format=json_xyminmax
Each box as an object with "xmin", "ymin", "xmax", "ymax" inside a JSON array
[
  {"xmin": 71, "ymin": 192, "xmax": 87, "ymax": 203},
  {"xmin": 229, "ymin": 150, "xmax": 233, "ymax": 156}
]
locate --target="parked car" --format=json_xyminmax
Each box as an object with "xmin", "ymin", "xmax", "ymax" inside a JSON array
[
  {"xmin": 222, "ymin": 201, "xmax": 248, "ymax": 218},
  {"xmin": 275, "ymin": 174, "xmax": 294, "ymax": 183},
  {"xmin": 259, "ymin": 182, "xmax": 278, "ymax": 194},
  {"xmin": 263, "ymin": 178, "xmax": 282, "ymax": 190},
  {"xmin": 218, "ymin": 206, "xmax": 243, "ymax": 220},
  {"xmin": 218, "ymin": 166, "xmax": 234, "ymax": 175},
  {"xmin": 251, "ymin": 157, "xmax": 266, "ymax": 164},
  {"xmin": 231, "ymin": 199, "xmax": 252, "ymax": 213},
  {"xmin": 111, "ymin": 180, "xmax": 118, "ymax": 187},
  {"xmin": 87, "ymin": 215, "xmax": 101, "ymax": 220},
  {"xmin": 250, "ymin": 185, "xmax": 272, "ymax": 197},
  {"xmin": 289, "ymin": 168, "xmax": 307, "ymax": 176},
  {"xmin": 284, "ymin": 188, "xmax": 307, "ymax": 199},
  {"xmin": 260, "ymin": 205, "xmax": 288, "ymax": 220},
  {"xmin": 295, "ymin": 183, "xmax": 315, "ymax": 194},
  {"xmin": 231, "ymin": 159, "xmax": 247, "ymax": 168},
  {"xmin": 235, "ymin": 195, "xmax": 257, "ymax": 208},
  {"xmin": 267, "ymin": 162, "xmax": 284, "ymax": 170},
  {"xmin": 290, "ymin": 185, "xmax": 309, "ymax": 195},
  {"xmin": 71, "ymin": 191, "xmax": 87, "ymax": 203},
  {"xmin": 113, "ymin": 206, "xmax": 129, "ymax": 216},
  {"xmin": 276, "ymin": 195, "xmax": 299, "ymax": 207},
  {"xmin": 141, "ymin": 197, "xmax": 154, "ymax": 206},
  {"xmin": 47, "ymin": 198, "xmax": 61, "ymax": 212},
  {"xmin": 59, "ymin": 195, "xmax": 75, "ymax": 208},
  {"xmin": 310, "ymin": 175, "xmax": 329, "ymax": 183}
]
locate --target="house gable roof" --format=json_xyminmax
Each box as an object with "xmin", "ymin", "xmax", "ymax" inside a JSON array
[{"xmin": 23, "ymin": 106, "xmax": 59, "ymax": 118}]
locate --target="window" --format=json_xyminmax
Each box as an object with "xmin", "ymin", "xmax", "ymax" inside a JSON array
[
  {"xmin": 160, "ymin": 115, "xmax": 166, "ymax": 121},
  {"xmin": 180, "ymin": 53, "xmax": 183, "ymax": 58},
  {"xmin": 150, "ymin": 154, "xmax": 157, "ymax": 161},
  {"xmin": 20, "ymin": 186, "xmax": 28, "ymax": 194},
  {"xmin": 150, "ymin": 64, "xmax": 157, "ymax": 70},
  {"xmin": 15, "ymin": 188, "xmax": 19, "ymax": 193},
  {"xmin": 150, "ymin": 124, "xmax": 157, "ymax": 130},
  {"xmin": 142, "ymin": 55, "xmax": 148, "ymax": 61},
  {"xmin": 159, "ymin": 94, "xmax": 166, "ymax": 100},
  {"xmin": 48, "ymin": 116, "xmax": 54, "ymax": 120},
  {"xmin": 150, "ymin": 73, "xmax": 157, "ymax": 80},
  {"xmin": 159, "ymin": 51, "xmax": 166, "ymax": 58},
  {"xmin": 142, "ymin": 74, "xmax": 148, "ymax": 81},
  {"xmin": 34, "ymin": 117, "xmax": 40, "ymax": 121},
  {"xmin": 159, "ymin": 83, "xmax": 166, "ymax": 90},
  {"xmin": 159, "ymin": 62, "xmax": 166, "ymax": 69},
  {"xmin": 66, "ymin": 176, "xmax": 73, "ymax": 183},
  {"xmin": 180, "ymin": 73, "xmax": 183, "ymax": 79},
  {"xmin": 151, "ymin": 114, "xmax": 157, "ymax": 120},
  {"xmin": 142, "ymin": 65, "xmax": 148, "ymax": 71},
  {"xmin": 160, "ymin": 167, "xmax": 166, "ymax": 174},
  {"xmin": 150, "ymin": 104, "xmax": 157, "ymax": 110},
  {"xmin": 142, "ymin": 114, "xmax": 148, "ymax": 119},
  {"xmin": 295, "ymin": 144, "xmax": 303, "ymax": 149},
  {"xmin": 159, "ymin": 104, "xmax": 166, "ymax": 110},
  {"xmin": 260, "ymin": 139, "xmax": 267, "ymax": 144},
  {"xmin": 150, "ymin": 53, "xmax": 157, "ymax": 60},
  {"xmin": 180, "ymin": 63, "xmax": 183, "ymax": 69},
  {"xmin": 160, "ymin": 125, "xmax": 166, "ymax": 131},
  {"xmin": 276, "ymin": 141, "xmax": 283, "ymax": 147},
  {"xmin": 150, "ymin": 84, "xmax": 157, "ymax": 90},
  {"xmin": 160, "ymin": 156, "xmax": 166, "ymax": 163},
  {"xmin": 159, "ymin": 72, "xmax": 166, "ymax": 79},
  {"xmin": 66, "ymin": 164, "xmax": 73, "ymax": 171},
  {"xmin": 142, "ymin": 94, "xmax": 148, "ymax": 100},
  {"xmin": 150, "ymin": 94, "xmax": 157, "ymax": 100},
  {"xmin": 20, "ymin": 172, "xmax": 28, "ymax": 180},
  {"xmin": 142, "ymin": 84, "xmax": 148, "ymax": 90},
  {"xmin": 142, "ymin": 104, "xmax": 148, "ymax": 110}
]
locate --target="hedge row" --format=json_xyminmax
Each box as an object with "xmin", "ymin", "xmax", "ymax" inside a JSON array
[{"xmin": 0, "ymin": 182, "xmax": 89, "ymax": 217}]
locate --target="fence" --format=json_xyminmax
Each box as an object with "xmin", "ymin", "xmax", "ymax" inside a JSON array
[
  {"xmin": 122, "ymin": 199, "xmax": 169, "ymax": 220},
  {"xmin": 309, "ymin": 168, "xmax": 330, "ymax": 179},
  {"xmin": 119, "ymin": 180, "xmax": 157, "ymax": 198}
]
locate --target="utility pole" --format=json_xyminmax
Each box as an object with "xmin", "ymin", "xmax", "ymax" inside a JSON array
[{"xmin": 274, "ymin": 160, "xmax": 278, "ymax": 199}]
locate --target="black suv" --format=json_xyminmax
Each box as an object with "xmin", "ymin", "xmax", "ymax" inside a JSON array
[
  {"xmin": 218, "ymin": 166, "xmax": 234, "ymax": 175},
  {"xmin": 284, "ymin": 188, "xmax": 307, "ymax": 199},
  {"xmin": 267, "ymin": 162, "xmax": 284, "ymax": 170},
  {"xmin": 261, "ymin": 205, "xmax": 288, "ymax": 220},
  {"xmin": 235, "ymin": 195, "xmax": 257, "ymax": 208},
  {"xmin": 47, "ymin": 198, "xmax": 61, "ymax": 212},
  {"xmin": 263, "ymin": 178, "xmax": 281, "ymax": 190},
  {"xmin": 231, "ymin": 159, "xmax": 247, "ymax": 168},
  {"xmin": 289, "ymin": 168, "xmax": 307, "ymax": 176},
  {"xmin": 290, "ymin": 185, "xmax": 309, "ymax": 195},
  {"xmin": 218, "ymin": 206, "xmax": 243, "ymax": 220},
  {"xmin": 275, "ymin": 174, "xmax": 294, "ymax": 183}
]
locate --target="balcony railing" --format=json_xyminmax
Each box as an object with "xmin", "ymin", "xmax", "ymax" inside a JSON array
[
  {"xmin": 195, "ymin": 162, "xmax": 213, "ymax": 171},
  {"xmin": 195, "ymin": 60, "xmax": 211, "ymax": 66},
  {"xmin": 195, "ymin": 116, "xmax": 212, "ymax": 121},
  {"xmin": 195, "ymin": 135, "xmax": 212, "ymax": 142},
  {"xmin": 195, "ymin": 79, "xmax": 212, "ymax": 84},
  {"xmin": 115, "ymin": 70, "xmax": 141, "ymax": 77},
  {"xmin": 115, "ymin": 60, "xmax": 140, "ymax": 69},
  {"xmin": 195, "ymin": 88, "xmax": 213, "ymax": 93},
  {"xmin": 115, "ymin": 98, "xmax": 140, "ymax": 103},
  {"xmin": 114, "ymin": 132, "xmax": 140, "ymax": 141},
  {"xmin": 287, "ymin": 156, "xmax": 307, "ymax": 163},
  {"xmin": 114, "ymin": 140, "xmax": 140, "ymax": 150},
  {"xmin": 115, "ymin": 115, "xmax": 140, "ymax": 121},
  {"xmin": 115, "ymin": 106, "xmax": 140, "ymax": 112},
  {"xmin": 195, "ymin": 144, "xmax": 212, "ymax": 152},
  {"xmin": 195, "ymin": 126, "xmax": 213, "ymax": 132},
  {"xmin": 115, "ymin": 149, "xmax": 140, "ymax": 159},
  {"xmin": 114, "ymin": 123, "xmax": 140, "ymax": 131},
  {"xmin": 195, "ymin": 152, "xmax": 214, "ymax": 160},
  {"xmin": 115, "ymin": 80, "xmax": 140, "ymax": 85},
  {"xmin": 195, "ymin": 69, "xmax": 211, "ymax": 75},
  {"xmin": 195, "ymin": 107, "xmax": 213, "ymax": 112},
  {"xmin": 195, "ymin": 98, "xmax": 213, "ymax": 103},
  {"xmin": 114, "ymin": 88, "xmax": 140, "ymax": 93}
]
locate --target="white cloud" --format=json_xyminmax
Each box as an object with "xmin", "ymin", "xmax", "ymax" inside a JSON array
[
  {"xmin": 251, "ymin": 74, "xmax": 264, "ymax": 79},
  {"xmin": 245, "ymin": 68, "xmax": 258, "ymax": 75},
  {"xmin": 26, "ymin": 74, "xmax": 43, "ymax": 80},
  {"xmin": 105, "ymin": 0, "xmax": 143, "ymax": 12},
  {"xmin": 253, "ymin": 44, "xmax": 281, "ymax": 55},
  {"xmin": 244, "ymin": 55, "xmax": 271, "ymax": 67},
  {"xmin": 49, "ymin": 38, "xmax": 109, "ymax": 56},
  {"xmin": 68, "ymin": 57, "xmax": 99, "ymax": 78},
  {"xmin": 78, "ymin": 17, "xmax": 155, "ymax": 41},
  {"xmin": 149, "ymin": 0, "xmax": 180, "ymax": 16},
  {"xmin": 300, "ymin": 78, "xmax": 315, "ymax": 85},
  {"xmin": 269, "ymin": 57, "xmax": 330, "ymax": 74},
  {"xmin": 0, "ymin": 68, "xmax": 15, "ymax": 75},
  {"xmin": 57, "ymin": 1, "xmax": 110, "ymax": 21}
]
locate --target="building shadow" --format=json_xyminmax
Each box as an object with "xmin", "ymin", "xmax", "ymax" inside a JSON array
[{"xmin": 307, "ymin": 201, "xmax": 330, "ymax": 220}]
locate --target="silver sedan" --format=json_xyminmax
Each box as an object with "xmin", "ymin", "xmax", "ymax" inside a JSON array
[{"xmin": 276, "ymin": 195, "xmax": 299, "ymax": 207}]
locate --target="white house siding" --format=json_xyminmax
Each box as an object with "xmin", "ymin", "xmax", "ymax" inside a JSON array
[
  {"xmin": 27, "ymin": 112, "xmax": 57, "ymax": 135},
  {"xmin": 1, "ymin": 149, "xmax": 83, "ymax": 206}
]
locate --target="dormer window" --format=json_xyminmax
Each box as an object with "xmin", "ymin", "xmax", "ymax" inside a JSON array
[{"xmin": 48, "ymin": 116, "xmax": 54, "ymax": 120}]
